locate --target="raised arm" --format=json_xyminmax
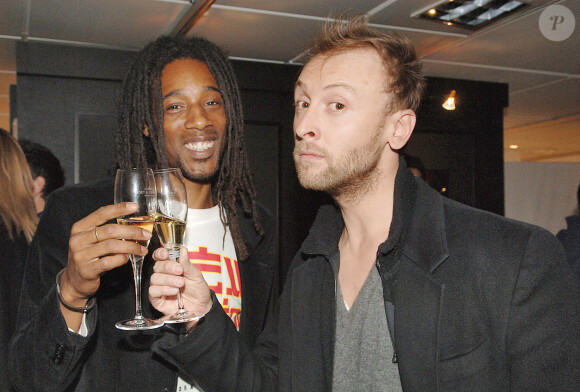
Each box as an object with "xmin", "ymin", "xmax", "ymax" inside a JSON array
[{"xmin": 9, "ymin": 184, "xmax": 153, "ymax": 391}]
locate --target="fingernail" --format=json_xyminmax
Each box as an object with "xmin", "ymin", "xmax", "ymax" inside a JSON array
[{"xmin": 143, "ymin": 229, "xmax": 152, "ymax": 237}]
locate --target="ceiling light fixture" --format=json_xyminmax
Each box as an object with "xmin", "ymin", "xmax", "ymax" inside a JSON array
[
  {"xmin": 442, "ymin": 90, "xmax": 456, "ymax": 110},
  {"xmin": 413, "ymin": 0, "xmax": 528, "ymax": 30}
]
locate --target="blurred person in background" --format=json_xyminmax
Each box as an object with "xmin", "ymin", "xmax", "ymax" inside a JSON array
[
  {"xmin": 0, "ymin": 129, "xmax": 38, "ymax": 391},
  {"xmin": 557, "ymin": 182, "xmax": 580, "ymax": 283},
  {"xmin": 402, "ymin": 153, "xmax": 426, "ymax": 180},
  {"xmin": 19, "ymin": 139, "xmax": 65, "ymax": 217}
]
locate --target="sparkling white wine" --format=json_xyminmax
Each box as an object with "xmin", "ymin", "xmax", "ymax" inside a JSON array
[
  {"xmin": 117, "ymin": 216, "xmax": 155, "ymax": 247},
  {"xmin": 154, "ymin": 213, "xmax": 186, "ymax": 250}
]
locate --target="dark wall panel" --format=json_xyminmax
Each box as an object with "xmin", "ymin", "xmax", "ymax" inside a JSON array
[
  {"xmin": 77, "ymin": 114, "xmax": 117, "ymax": 183},
  {"xmin": 17, "ymin": 75, "xmax": 121, "ymax": 184}
]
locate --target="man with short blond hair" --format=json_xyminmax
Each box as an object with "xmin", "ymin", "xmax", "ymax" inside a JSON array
[{"xmin": 149, "ymin": 15, "xmax": 580, "ymax": 391}]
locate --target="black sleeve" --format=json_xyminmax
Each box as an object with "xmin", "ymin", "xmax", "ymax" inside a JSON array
[
  {"xmin": 507, "ymin": 228, "xmax": 580, "ymax": 391},
  {"xmin": 153, "ymin": 290, "xmax": 280, "ymax": 392},
  {"xmin": 9, "ymin": 188, "xmax": 99, "ymax": 391}
]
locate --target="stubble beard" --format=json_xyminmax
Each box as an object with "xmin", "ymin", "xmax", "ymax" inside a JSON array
[
  {"xmin": 178, "ymin": 158, "xmax": 219, "ymax": 184},
  {"xmin": 294, "ymin": 125, "xmax": 385, "ymax": 203},
  {"xmin": 175, "ymin": 142, "xmax": 224, "ymax": 185}
]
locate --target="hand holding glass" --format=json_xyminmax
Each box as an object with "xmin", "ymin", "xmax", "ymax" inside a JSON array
[
  {"xmin": 114, "ymin": 168, "xmax": 163, "ymax": 330},
  {"xmin": 154, "ymin": 168, "xmax": 201, "ymax": 323}
]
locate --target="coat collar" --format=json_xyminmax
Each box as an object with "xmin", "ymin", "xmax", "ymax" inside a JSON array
[
  {"xmin": 300, "ymin": 156, "xmax": 450, "ymax": 275},
  {"xmin": 402, "ymin": 175, "xmax": 450, "ymax": 274}
]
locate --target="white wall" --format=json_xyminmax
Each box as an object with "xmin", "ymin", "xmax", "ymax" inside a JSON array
[{"xmin": 504, "ymin": 162, "xmax": 580, "ymax": 235}]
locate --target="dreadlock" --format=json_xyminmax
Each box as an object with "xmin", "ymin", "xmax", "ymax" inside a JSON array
[{"xmin": 115, "ymin": 35, "xmax": 263, "ymax": 261}]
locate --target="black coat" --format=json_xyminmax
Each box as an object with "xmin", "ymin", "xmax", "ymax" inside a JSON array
[
  {"xmin": 155, "ymin": 163, "xmax": 580, "ymax": 391},
  {"xmin": 9, "ymin": 177, "xmax": 278, "ymax": 391},
  {"xmin": 0, "ymin": 225, "xmax": 29, "ymax": 392}
]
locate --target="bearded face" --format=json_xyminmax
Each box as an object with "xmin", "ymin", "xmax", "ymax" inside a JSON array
[
  {"xmin": 294, "ymin": 123, "xmax": 384, "ymax": 199},
  {"xmin": 293, "ymin": 49, "xmax": 393, "ymax": 201}
]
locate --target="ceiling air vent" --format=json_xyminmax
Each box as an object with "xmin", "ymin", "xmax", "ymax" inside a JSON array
[{"xmin": 413, "ymin": 0, "xmax": 527, "ymax": 30}]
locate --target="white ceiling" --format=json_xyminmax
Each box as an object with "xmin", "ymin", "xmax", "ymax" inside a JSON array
[{"xmin": 1, "ymin": 0, "xmax": 579, "ymax": 161}]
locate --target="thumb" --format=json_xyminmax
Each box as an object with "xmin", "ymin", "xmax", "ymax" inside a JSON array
[{"xmin": 178, "ymin": 246, "xmax": 200, "ymax": 279}]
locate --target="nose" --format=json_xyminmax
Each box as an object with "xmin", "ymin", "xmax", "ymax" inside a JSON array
[
  {"xmin": 294, "ymin": 107, "xmax": 319, "ymax": 141},
  {"xmin": 184, "ymin": 105, "xmax": 211, "ymax": 130}
]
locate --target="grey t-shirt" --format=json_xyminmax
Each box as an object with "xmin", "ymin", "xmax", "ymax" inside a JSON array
[{"xmin": 331, "ymin": 251, "xmax": 402, "ymax": 392}]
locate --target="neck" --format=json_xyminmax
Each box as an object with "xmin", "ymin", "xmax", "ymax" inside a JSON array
[
  {"xmin": 34, "ymin": 196, "xmax": 45, "ymax": 215},
  {"xmin": 185, "ymin": 180, "xmax": 214, "ymax": 209},
  {"xmin": 337, "ymin": 156, "xmax": 399, "ymax": 251}
]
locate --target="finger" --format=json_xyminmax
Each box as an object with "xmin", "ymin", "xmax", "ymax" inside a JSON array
[
  {"xmin": 153, "ymin": 259, "xmax": 184, "ymax": 275},
  {"xmin": 74, "ymin": 233, "xmax": 150, "ymax": 258},
  {"xmin": 87, "ymin": 221, "xmax": 153, "ymax": 245},
  {"xmin": 150, "ymin": 269, "xmax": 185, "ymax": 288},
  {"xmin": 178, "ymin": 246, "xmax": 194, "ymax": 271},
  {"xmin": 71, "ymin": 202, "xmax": 139, "ymax": 234},
  {"xmin": 71, "ymin": 239, "xmax": 148, "ymax": 270},
  {"xmin": 78, "ymin": 253, "xmax": 130, "ymax": 279},
  {"xmin": 94, "ymin": 253, "xmax": 131, "ymax": 273},
  {"xmin": 152, "ymin": 247, "xmax": 170, "ymax": 262},
  {"xmin": 69, "ymin": 223, "xmax": 152, "ymax": 259},
  {"xmin": 149, "ymin": 284, "xmax": 180, "ymax": 298}
]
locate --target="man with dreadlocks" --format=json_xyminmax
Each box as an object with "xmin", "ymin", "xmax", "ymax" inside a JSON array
[{"xmin": 9, "ymin": 36, "xmax": 278, "ymax": 392}]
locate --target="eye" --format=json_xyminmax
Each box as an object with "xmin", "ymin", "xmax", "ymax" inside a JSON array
[
  {"xmin": 206, "ymin": 98, "xmax": 223, "ymax": 106},
  {"xmin": 165, "ymin": 104, "xmax": 181, "ymax": 112},
  {"xmin": 330, "ymin": 102, "xmax": 345, "ymax": 111},
  {"xmin": 294, "ymin": 100, "xmax": 309, "ymax": 109}
]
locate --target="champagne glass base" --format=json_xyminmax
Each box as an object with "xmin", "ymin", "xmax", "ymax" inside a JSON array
[
  {"xmin": 115, "ymin": 317, "xmax": 164, "ymax": 330},
  {"xmin": 161, "ymin": 311, "xmax": 204, "ymax": 324}
]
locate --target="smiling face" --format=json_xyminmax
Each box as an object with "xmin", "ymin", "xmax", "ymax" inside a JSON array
[
  {"xmin": 293, "ymin": 49, "xmax": 396, "ymax": 199},
  {"xmin": 159, "ymin": 58, "xmax": 226, "ymax": 183}
]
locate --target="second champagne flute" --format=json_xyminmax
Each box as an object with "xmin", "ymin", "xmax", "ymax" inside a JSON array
[{"xmin": 154, "ymin": 168, "xmax": 202, "ymax": 323}]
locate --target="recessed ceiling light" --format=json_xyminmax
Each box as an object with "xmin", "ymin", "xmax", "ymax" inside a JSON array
[
  {"xmin": 508, "ymin": 145, "xmax": 519, "ymax": 149},
  {"xmin": 413, "ymin": 0, "xmax": 528, "ymax": 30}
]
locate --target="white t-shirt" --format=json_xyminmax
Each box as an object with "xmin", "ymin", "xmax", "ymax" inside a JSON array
[{"xmin": 177, "ymin": 205, "xmax": 239, "ymax": 391}]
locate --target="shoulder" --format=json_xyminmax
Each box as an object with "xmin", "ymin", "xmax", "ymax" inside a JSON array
[
  {"xmin": 0, "ymin": 224, "xmax": 29, "ymax": 261},
  {"xmin": 41, "ymin": 177, "xmax": 115, "ymax": 228},
  {"xmin": 46, "ymin": 178, "xmax": 114, "ymax": 211},
  {"xmin": 414, "ymin": 181, "xmax": 561, "ymax": 258},
  {"xmin": 48, "ymin": 177, "xmax": 114, "ymax": 204},
  {"xmin": 235, "ymin": 201, "xmax": 276, "ymax": 256},
  {"xmin": 557, "ymin": 215, "xmax": 580, "ymax": 241},
  {"xmin": 437, "ymin": 193, "xmax": 565, "ymax": 269}
]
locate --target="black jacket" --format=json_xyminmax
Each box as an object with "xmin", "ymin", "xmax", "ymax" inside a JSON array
[
  {"xmin": 154, "ymin": 161, "xmax": 580, "ymax": 391},
  {"xmin": 0, "ymin": 225, "xmax": 29, "ymax": 392},
  {"xmin": 9, "ymin": 177, "xmax": 278, "ymax": 391}
]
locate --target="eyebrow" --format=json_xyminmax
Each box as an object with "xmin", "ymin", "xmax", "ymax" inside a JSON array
[
  {"xmin": 162, "ymin": 86, "xmax": 221, "ymax": 101},
  {"xmin": 294, "ymin": 80, "xmax": 355, "ymax": 93}
]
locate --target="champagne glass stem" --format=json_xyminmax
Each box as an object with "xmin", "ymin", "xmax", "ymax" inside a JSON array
[
  {"xmin": 131, "ymin": 255, "xmax": 145, "ymax": 322},
  {"xmin": 168, "ymin": 248, "xmax": 186, "ymax": 313}
]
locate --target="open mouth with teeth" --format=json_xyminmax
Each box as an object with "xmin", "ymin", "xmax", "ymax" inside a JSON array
[{"xmin": 185, "ymin": 140, "xmax": 215, "ymax": 152}]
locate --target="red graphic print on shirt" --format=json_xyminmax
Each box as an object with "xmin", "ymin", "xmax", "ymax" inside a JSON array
[{"xmin": 188, "ymin": 247, "xmax": 242, "ymax": 328}]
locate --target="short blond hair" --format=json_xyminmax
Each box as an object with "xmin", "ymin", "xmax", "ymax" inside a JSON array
[{"xmin": 306, "ymin": 14, "xmax": 425, "ymax": 112}]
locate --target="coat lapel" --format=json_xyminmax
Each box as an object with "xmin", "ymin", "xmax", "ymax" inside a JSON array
[{"xmin": 395, "ymin": 181, "xmax": 450, "ymax": 390}]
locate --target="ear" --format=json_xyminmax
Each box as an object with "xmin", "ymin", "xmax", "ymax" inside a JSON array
[
  {"xmin": 32, "ymin": 176, "xmax": 46, "ymax": 197},
  {"xmin": 143, "ymin": 125, "xmax": 150, "ymax": 137},
  {"xmin": 389, "ymin": 109, "xmax": 416, "ymax": 150}
]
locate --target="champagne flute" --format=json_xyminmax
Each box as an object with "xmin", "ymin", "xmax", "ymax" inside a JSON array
[
  {"xmin": 114, "ymin": 168, "xmax": 163, "ymax": 330},
  {"xmin": 153, "ymin": 168, "xmax": 202, "ymax": 323}
]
